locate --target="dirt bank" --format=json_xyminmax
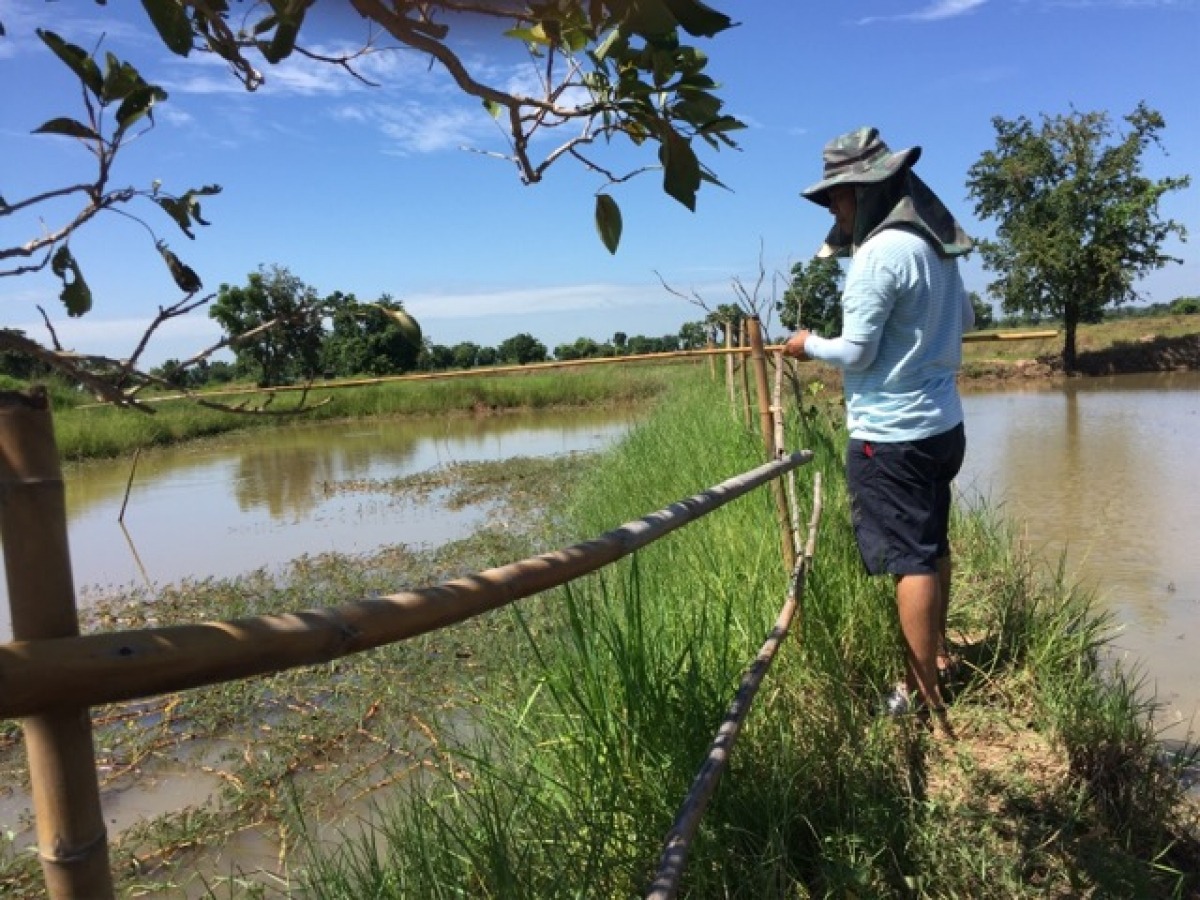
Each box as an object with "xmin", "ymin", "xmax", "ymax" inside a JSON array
[{"xmin": 961, "ymin": 332, "xmax": 1200, "ymax": 386}]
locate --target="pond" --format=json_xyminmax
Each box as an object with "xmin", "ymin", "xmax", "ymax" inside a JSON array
[
  {"xmin": 0, "ymin": 406, "xmax": 639, "ymax": 642},
  {"xmin": 959, "ymin": 371, "xmax": 1200, "ymax": 743}
]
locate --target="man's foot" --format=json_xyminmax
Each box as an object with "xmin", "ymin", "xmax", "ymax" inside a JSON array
[{"xmin": 881, "ymin": 682, "xmax": 918, "ymax": 717}]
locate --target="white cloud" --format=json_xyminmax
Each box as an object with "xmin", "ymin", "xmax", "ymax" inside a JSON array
[
  {"xmin": 856, "ymin": 0, "xmax": 988, "ymax": 25},
  {"xmin": 405, "ymin": 281, "xmax": 697, "ymax": 321},
  {"xmin": 375, "ymin": 100, "xmax": 499, "ymax": 154}
]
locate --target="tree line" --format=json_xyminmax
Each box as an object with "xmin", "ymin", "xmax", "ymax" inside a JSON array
[{"xmin": 112, "ymin": 264, "xmax": 717, "ymax": 390}]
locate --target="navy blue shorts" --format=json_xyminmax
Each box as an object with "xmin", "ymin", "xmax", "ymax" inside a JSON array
[{"xmin": 846, "ymin": 423, "xmax": 966, "ymax": 576}]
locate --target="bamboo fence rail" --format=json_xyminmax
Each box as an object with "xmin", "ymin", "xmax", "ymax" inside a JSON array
[
  {"xmin": 0, "ymin": 450, "xmax": 813, "ymax": 719},
  {"xmin": 647, "ymin": 472, "xmax": 824, "ymax": 900}
]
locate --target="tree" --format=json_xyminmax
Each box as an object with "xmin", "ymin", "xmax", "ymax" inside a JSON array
[
  {"xmin": 497, "ymin": 333, "xmax": 548, "ymax": 365},
  {"xmin": 966, "ymin": 103, "xmax": 1190, "ymax": 371},
  {"xmin": 451, "ymin": 342, "xmax": 482, "ymax": 370},
  {"xmin": 705, "ymin": 303, "xmax": 744, "ymax": 346},
  {"xmin": 969, "ymin": 291, "xmax": 994, "ymax": 330},
  {"xmin": 554, "ymin": 337, "xmax": 602, "ymax": 360},
  {"xmin": 1, "ymin": 2, "xmax": 742, "ymax": 405},
  {"xmin": 209, "ymin": 266, "xmax": 325, "ymax": 387},
  {"xmin": 678, "ymin": 320, "xmax": 708, "ymax": 349},
  {"xmin": 321, "ymin": 293, "xmax": 422, "ymax": 378},
  {"xmin": 418, "ymin": 343, "xmax": 455, "ymax": 371},
  {"xmin": 777, "ymin": 257, "xmax": 843, "ymax": 336}
]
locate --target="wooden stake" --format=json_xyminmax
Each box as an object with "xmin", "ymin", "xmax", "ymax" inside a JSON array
[
  {"xmin": 771, "ymin": 350, "xmax": 785, "ymax": 459},
  {"xmin": 0, "ymin": 389, "xmax": 113, "ymax": 899},
  {"xmin": 739, "ymin": 319, "xmax": 752, "ymax": 427},
  {"xmin": 724, "ymin": 324, "xmax": 736, "ymax": 407},
  {"xmin": 747, "ymin": 319, "xmax": 795, "ymax": 572}
]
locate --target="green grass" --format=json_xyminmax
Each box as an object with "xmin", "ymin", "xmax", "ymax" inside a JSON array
[{"xmin": 292, "ymin": 374, "xmax": 1200, "ymax": 898}]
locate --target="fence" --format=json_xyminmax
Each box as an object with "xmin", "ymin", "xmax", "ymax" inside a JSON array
[{"xmin": 1, "ymin": 316, "xmax": 833, "ymax": 898}]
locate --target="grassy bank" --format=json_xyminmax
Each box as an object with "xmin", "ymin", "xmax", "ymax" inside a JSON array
[
  {"xmin": 294, "ymin": 375, "xmax": 1198, "ymax": 897},
  {"xmin": 2, "ymin": 366, "xmax": 1197, "ymax": 897},
  {"xmin": 21, "ymin": 361, "xmax": 683, "ymax": 462}
]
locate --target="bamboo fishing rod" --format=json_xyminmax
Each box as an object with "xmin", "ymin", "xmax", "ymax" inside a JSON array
[{"xmin": 85, "ymin": 330, "xmax": 1060, "ymax": 407}]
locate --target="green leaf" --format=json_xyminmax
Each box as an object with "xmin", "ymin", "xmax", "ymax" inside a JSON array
[
  {"xmin": 259, "ymin": 20, "xmax": 301, "ymax": 63},
  {"xmin": 100, "ymin": 53, "xmax": 142, "ymax": 103},
  {"xmin": 662, "ymin": 0, "xmax": 733, "ymax": 37},
  {"xmin": 660, "ymin": 127, "xmax": 700, "ymax": 210},
  {"xmin": 37, "ymin": 30, "xmax": 103, "ymax": 97},
  {"xmin": 50, "ymin": 246, "xmax": 93, "ymax": 317},
  {"xmin": 115, "ymin": 85, "xmax": 168, "ymax": 131},
  {"xmin": 651, "ymin": 48, "xmax": 676, "ymax": 87},
  {"xmin": 157, "ymin": 241, "xmax": 203, "ymax": 293},
  {"xmin": 140, "ymin": 0, "xmax": 194, "ymax": 56},
  {"xmin": 623, "ymin": 0, "xmax": 676, "ymax": 35},
  {"xmin": 592, "ymin": 28, "xmax": 623, "ymax": 61},
  {"xmin": 33, "ymin": 117, "xmax": 102, "ymax": 141},
  {"xmin": 155, "ymin": 184, "xmax": 222, "ymax": 238},
  {"xmin": 595, "ymin": 193, "xmax": 623, "ymax": 254},
  {"xmin": 504, "ymin": 25, "xmax": 550, "ymax": 44}
]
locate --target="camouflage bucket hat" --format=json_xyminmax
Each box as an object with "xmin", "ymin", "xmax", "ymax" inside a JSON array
[{"xmin": 801, "ymin": 126, "xmax": 921, "ymax": 207}]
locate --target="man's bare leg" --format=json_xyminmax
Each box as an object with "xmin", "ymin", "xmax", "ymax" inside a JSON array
[
  {"xmin": 936, "ymin": 554, "xmax": 952, "ymax": 668},
  {"xmin": 895, "ymin": 572, "xmax": 943, "ymax": 710}
]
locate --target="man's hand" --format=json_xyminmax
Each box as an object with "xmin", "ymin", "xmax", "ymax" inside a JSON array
[{"xmin": 782, "ymin": 330, "xmax": 811, "ymax": 360}]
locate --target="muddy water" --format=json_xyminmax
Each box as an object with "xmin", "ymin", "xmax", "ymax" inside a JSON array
[
  {"xmin": 0, "ymin": 408, "xmax": 638, "ymax": 894},
  {"xmin": 0, "ymin": 406, "xmax": 638, "ymax": 642},
  {"xmin": 959, "ymin": 371, "xmax": 1200, "ymax": 743}
]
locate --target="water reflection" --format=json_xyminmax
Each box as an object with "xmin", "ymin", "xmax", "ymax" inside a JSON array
[
  {"xmin": 0, "ymin": 408, "xmax": 637, "ymax": 641},
  {"xmin": 960, "ymin": 372, "xmax": 1200, "ymax": 739}
]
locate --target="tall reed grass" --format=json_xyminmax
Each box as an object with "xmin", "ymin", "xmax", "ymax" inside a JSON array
[{"xmin": 297, "ymin": 370, "xmax": 1198, "ymax": 897}]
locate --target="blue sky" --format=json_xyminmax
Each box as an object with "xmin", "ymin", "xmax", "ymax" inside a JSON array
[{"xmin": 1, "ymin": 0, "xmax": 1197, "ymax": 367}]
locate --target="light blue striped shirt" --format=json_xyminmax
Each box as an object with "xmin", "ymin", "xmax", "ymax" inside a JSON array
[{"xmin": 805, "ymin": 227, "xmax": 971, "ymax": 441}]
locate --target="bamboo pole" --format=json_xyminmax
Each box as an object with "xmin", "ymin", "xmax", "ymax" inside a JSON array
[
  {"xmin": 739, "ymin": 320, "xmax": 752, "ymax": 427},
  {"xmin": 82, "ymin": 329, "xmax": 1060, "ymax": 411},
  {"xmin": 747, "ymin": 318, "xmax": 795, "ymax": 572},
  {"xmin": 771, "ymin": 350, "xmax": 785, "ymax": 459},
  {"xmin": 647, "ymin": 474, "xmax": 823, "ymax": 900},
  {"xmin": 0, "ymin": 389, "xmax": 114, "ymax": 900},
  {"xmin": 724, "ymin": 325, "xmax": 736, "ymax": 407},
  {"xmin": 0, "ymin": 451, "xmax": 814, "ymax": 718}
]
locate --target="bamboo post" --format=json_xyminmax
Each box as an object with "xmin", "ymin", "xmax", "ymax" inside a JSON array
[
  {"xmin": 771, "ymin": 350, "xmax": 785, "ymax": 459},
  {"xmin": 0, "ymin": 389, "xmax": 113, "ymax": 899},
  {"xmin": 724, "ymin": 324, "xmax": 735, "ymax": 406},
  {"xmin": 739, "ymin": 319, "xmax": 752, "ymax": 427},
  {"xmin": 747, "ymin": 318, "xmax": 796, "ymax": 572}
]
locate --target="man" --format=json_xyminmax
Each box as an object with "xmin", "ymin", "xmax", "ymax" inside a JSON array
[{"xmin": 782, "ymin": 127, "xmax": 974, "ymax": 725}]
